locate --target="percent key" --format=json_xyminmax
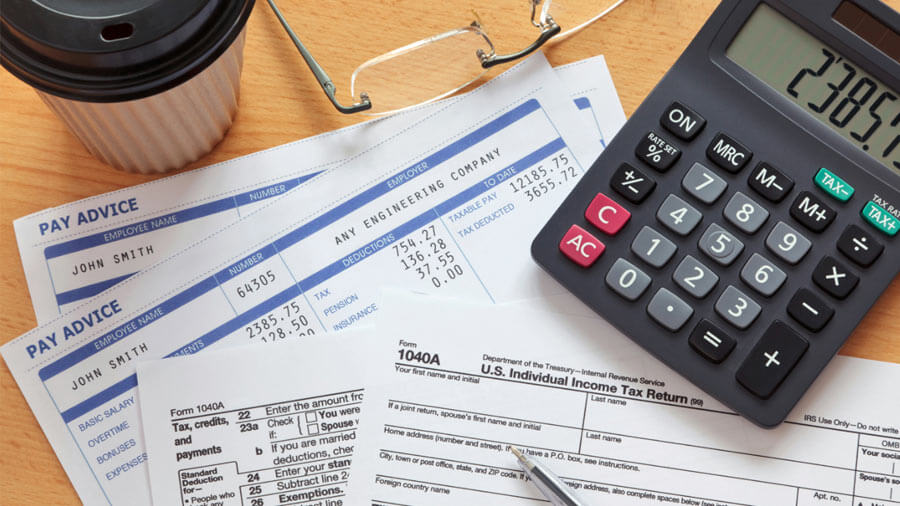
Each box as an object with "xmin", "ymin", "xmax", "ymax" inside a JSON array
[{"xmin": 636, "ymin": 131, "xmax": 681, "ymax": 172}]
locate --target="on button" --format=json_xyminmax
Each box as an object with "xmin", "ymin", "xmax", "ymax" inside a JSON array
[{"xmin": 660, "ymin": 102, "xmax": 706, "ymax": 141}]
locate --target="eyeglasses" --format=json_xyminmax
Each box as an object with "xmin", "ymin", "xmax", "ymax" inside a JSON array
[{"xmin": 266, "ymin": 0, "xmax": 627, "ymax": 115}]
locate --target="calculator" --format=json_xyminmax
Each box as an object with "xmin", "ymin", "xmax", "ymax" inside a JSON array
[{"xmin": 532, "ymin": 0, "xmax": 900, "ymax": 427}]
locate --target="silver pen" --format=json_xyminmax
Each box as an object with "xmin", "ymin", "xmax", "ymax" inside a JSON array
[{"xmin": 510, "ymin": 446, "xmax": 590, "ymax": 506}]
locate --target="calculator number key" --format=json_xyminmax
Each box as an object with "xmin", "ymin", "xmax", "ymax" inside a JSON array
[
  {"xmin": 605, "ymin": 258, "xmax": 652, "ymax": 301},
  {"xmin": 740, "ymin": 253, "xmax": 786, "ymax": 297},
  {"xmin": 656, "ymin": 194, "xmax": 702, "ymax": 236},
  {"xmin": 631, "ymin": 226, "xmax": 677, "ymax": 268},
  {"xmin": 673, "ymin": 255, "xmax": 718, "ymax": 299},
  {"xmin": 736, "ymin": 321, "xmax": 808, "ymax": 399},
  {"xmin": 611, "ymin": 163, "xmax": 656, "ymax": 204},
  {"xmin": 698, "ymin": 223, "xmax": 744, "ymax": 266},
  {"xmin": 724, "ymin": 192, "xmax": 769, "ymax": 234},
  {"xmin": 765, "ymin": 221, "xmax": 811, "ymax": 265},
  {"xmin": 682, "ymin": 162, "xmax": 727, "ymax": 204},
  {"xmin": 647, "ymin": 288, "xmax": 694, "ymax": 332},
  {"xmin": 715, "ymin": 285, "xmax": 761, "ymax": 330},
  {"xmin": 636, "ymin": 131, "xmax": 681, "ymax": 172}
]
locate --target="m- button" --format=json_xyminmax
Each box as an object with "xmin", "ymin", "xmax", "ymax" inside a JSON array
[
  {"xmin": 660, "ymin": 102, "xmax": 706, "ymax": 141},
  {"xmin": 736, "ymin": 321, "xmax": 808, "ymax": 399}
]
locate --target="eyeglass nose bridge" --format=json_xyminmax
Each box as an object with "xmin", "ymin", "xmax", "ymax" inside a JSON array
[{"xmin": 477, "ymin": 17, "xmax": 561, "ymax": 69}]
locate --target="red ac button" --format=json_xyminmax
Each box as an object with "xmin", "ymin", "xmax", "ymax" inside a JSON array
[
  {"xmin": 585, "ymin": 193, "xmax": 630, "ymax": 235},
  {"xmin": 559, "ymin": 225, "xmax": 605, "ymax": 267}
]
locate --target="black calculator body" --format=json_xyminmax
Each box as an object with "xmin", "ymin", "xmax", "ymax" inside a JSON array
[{"xmin": 532, "ymin": 0, "xmax": 900, "ymax": 427}]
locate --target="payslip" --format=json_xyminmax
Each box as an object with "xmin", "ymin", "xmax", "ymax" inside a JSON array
[
  {"xmin": 2, "ymin": 53, "xmax": 600, "ymax": 505},
  {"xmin": 13, "ymin": 56, "xmax": 624, "ymax": 324},
  {"xmin": 347, "ymin": 292, "xmax": 900, "ymax": 505},
  {"xmin": 136, "ymin": 329, "xmax": 374, "ymax": 506}
]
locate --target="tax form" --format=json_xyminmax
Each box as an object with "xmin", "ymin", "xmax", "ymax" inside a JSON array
[
  {"xmin": 136, "ymin": 329, "xmax": 374, "ymax": 506},
  {"xmin": 12, "ymin": 55, "xmax": 623, "ymax": 324},
  {"xmin": 348, "ymin": 292, "xmax": 900, "ymax": 506},
  {"xmin": 2, "ymin": 53, "xmax": 602, "ymax": 505}
]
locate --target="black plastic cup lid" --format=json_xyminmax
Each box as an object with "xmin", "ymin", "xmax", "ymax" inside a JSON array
[{"xmin": 1, "ymin": 0, "xmax": 255, "ymax": 103}]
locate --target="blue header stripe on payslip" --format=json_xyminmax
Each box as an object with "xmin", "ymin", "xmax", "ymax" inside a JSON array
[{"xmin": 43, "ymin": 173, "xmax": 320, "ymax": 260}]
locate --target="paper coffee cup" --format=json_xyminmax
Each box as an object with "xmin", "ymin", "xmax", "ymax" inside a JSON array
[{"xmin": 1, "ymin": 0, "xmax": 255, "ymax": 173}]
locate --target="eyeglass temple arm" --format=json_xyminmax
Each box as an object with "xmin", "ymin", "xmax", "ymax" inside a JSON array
[
  {"xmin": 266, "ymin": 0, "xmax": 371, "ymax": 114},
  {"xmin": 479, "ymin": 20, "xmax": 561, "ymax": 69}
]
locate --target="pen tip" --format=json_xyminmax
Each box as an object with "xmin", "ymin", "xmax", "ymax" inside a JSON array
[{"xmin": 509, "ymin": 446, "xmax": 526, "ymax": 463}]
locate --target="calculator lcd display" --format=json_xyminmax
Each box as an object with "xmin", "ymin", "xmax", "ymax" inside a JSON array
[{"xmin": 727, "ymin": 4, "xmax": 900, "ymax": 175}]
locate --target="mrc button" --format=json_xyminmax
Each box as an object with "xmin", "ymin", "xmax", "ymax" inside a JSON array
[
  {"xmin": 660, "ymin": 101, "xmax": 706, "ymax": 140},
  {"xmin": 707, "ymin": 133, "xmax": 751, "ymax": 173}
]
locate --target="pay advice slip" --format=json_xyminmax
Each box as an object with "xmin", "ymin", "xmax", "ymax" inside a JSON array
[
  {"xmin": 12, "ymin": 55, "xmax": 624, "ymax": 324},
  {"xmin": 2, "ymin": 53, "xmax": 607, "ymax": 505},
  {"xmin": 345, "ymin": 292, "xmax": 900, "ymax": 506}
]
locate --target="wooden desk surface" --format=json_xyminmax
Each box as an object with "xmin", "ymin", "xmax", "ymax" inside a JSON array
[{"xmin": 1, "ymin": 0, "xmax": 898, "ymax": 503}]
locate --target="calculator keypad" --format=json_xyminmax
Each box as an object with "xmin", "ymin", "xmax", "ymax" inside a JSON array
[
  {"xmin": 610, "ymin": 163, "xmax": 656, "ymax": 204},
  {"xmin": 723, "ymin": 191, "xmax": 769, "ymax": 234},
  {"xmin": 682, "ymin": 162, "xmax": 727, "ymax": 204},
  {"xmin": 715, "ymin": 285, "xmax": 761, "ymax": 330},
  {"xmin": 765, "ymin": 221, "xmax": 811, "ymax": 265},
  {"xmin": 673, "ymin": 255, "xmax": 718, "ymax": 299},
  {"xmin": 648, "ymin": 288, "xmax": 694, "ymax": 332},
  {"xmin": 533, "ymin": 93, "xmax": 900, "ymax": 426},
  {"xmin": 606, "ymin": 258, "xmax": 652, "ymax": 301},
  {"xmin": 740, "ymin": 253, "xmax": 786, "ymax": 297},
  {"xmin": 631, "ymin": 226, "xmax": 677, "ymax": 268},
  {"xmin": 657, "ymin": 194, "xmax": 702, "ymax": 235},
  {"xmin": 698, "ymin": 223, "xmax": 744, "ymax": 266}
]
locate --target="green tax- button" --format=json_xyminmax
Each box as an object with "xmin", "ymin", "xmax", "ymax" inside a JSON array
[
  {"xmin": 815, "ymin": 168, "xmax": 854, "ymax": 202},
  {"xmin": 862, "ymin": 201, "xmax": 899, "ymax": 236}
]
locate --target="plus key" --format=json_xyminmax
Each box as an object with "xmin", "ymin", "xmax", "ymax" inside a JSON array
[{"xmin": 736, "ymin": 321, "xmax": 808, "ymax": 399}]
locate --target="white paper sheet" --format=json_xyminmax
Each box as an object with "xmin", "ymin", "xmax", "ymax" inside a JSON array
[
  {"xmin": 136, "ymin": 329, "xmax": 374, "ymax": 506},
  {"xmin": 13, "ymin": 55, "xmax": 623, "ymax": 324},
  {"xmin": 347, "ymin": 292, "xmax": 900, "ymax": 505},
  {"xmin": 2, "ymin": 53, "xmax": 604, "ymax": 505}
]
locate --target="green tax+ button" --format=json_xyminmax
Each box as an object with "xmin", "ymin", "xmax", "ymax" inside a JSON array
[
  {"xmin": 815, "ymin": 168, "xmax": 854, "ymax": 202},
  {"xmin": 862, "ymin": 201, "xmax": 899, "ymax": 236}
]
